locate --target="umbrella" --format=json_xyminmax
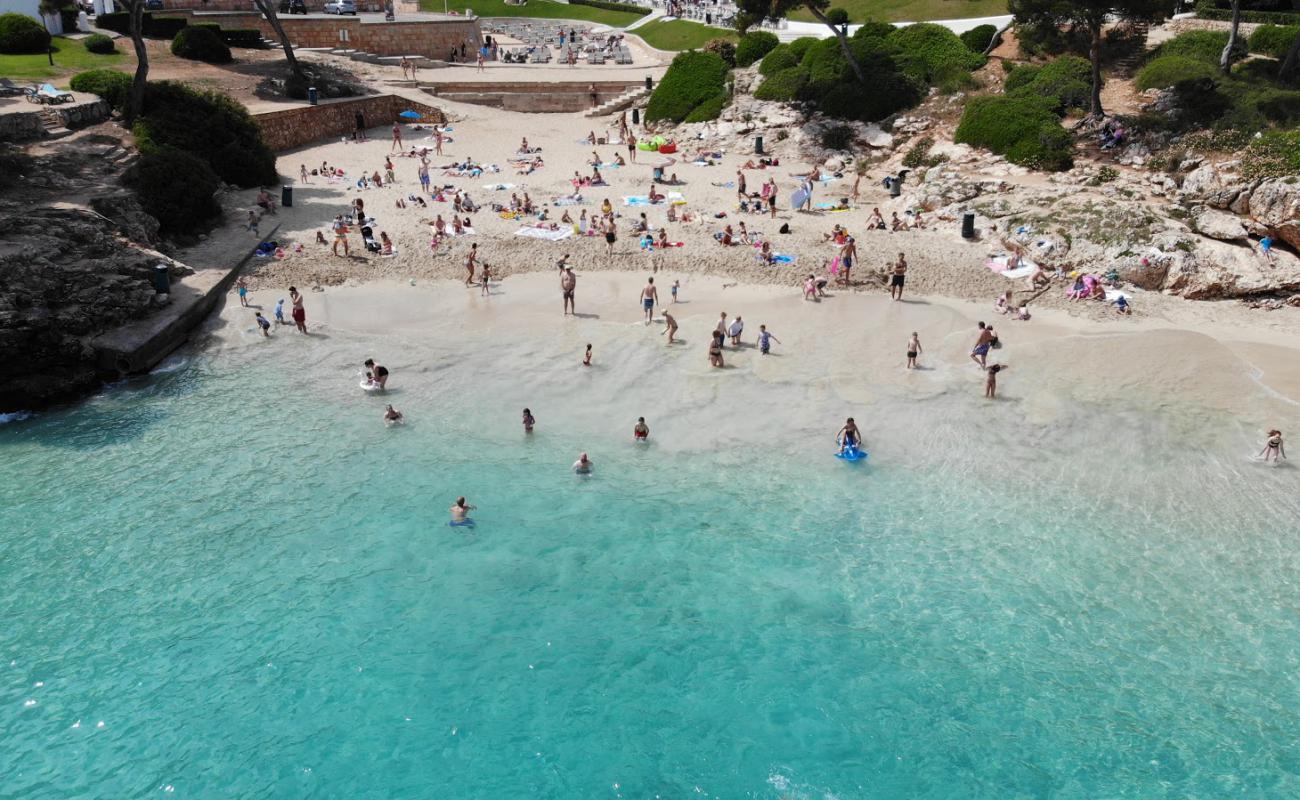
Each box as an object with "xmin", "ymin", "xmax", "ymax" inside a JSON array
[{"xmin": 398, "ymin": 110, "xmax": 422, "ymax": 119}]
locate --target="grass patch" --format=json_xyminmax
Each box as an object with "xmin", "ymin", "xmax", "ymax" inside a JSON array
[
  {"xmin": 0, "ymin": 36, "xmax": 125, "ymax": 81},
  {"xmin": 634, "ymin": 19, "xmax": 737, "ymax": 50},
  {"xmin": 789, "ymin": 0, "xmax": 1006, "ymax": 24},
  {"xmin": 426, "ymin": 0, "xmax": 646, "ymax": 26}
]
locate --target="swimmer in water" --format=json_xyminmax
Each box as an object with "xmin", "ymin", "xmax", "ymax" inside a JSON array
[
  {"xmin": 523, "ymin": 408, "xmax": 536, "ymax": 433},
  {"xmin": 583, "ymin": 344, "xmax": 592, "ymax": 367},
  {"xmin": 906, "ymin": 332, "xmax": 922, "ymax": 369},
  {"xmin": 633, "ymin": 417, "xmax": 649, "ymax": 441},
  {"xmin": 383, "ymin": 404, "xmax": 404, "ymax": 425},
  {"xmin": 1260, "ymin": 429, "xmax": 1286, "ymax": 463},
  {"xmin": 449, "ymin": 496, "xmax": 475, "ymax": 523},
  {"xmin": 572, "ymin": 452, "xmax": 593, "ymax": 474},
  {"xmin": 836, "ymin": 417, "xmax": 860, "ymax": 454}
]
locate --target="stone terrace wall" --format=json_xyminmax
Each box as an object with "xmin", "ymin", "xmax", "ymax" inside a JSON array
[
  {"xmin": 253, "ymin": 95, "xmax": 446, "ymax": 151},
  {"xmin": 159, "ymin": 11, "xmax": 481, "ymax": 58}
]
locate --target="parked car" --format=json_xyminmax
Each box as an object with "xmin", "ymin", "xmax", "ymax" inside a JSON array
[
  {"xmin": 278, "ymin": 0, "xmax": 307, "ymax": 12},
  {"xmin": 322, "ymin": 0, "xmax": 356, "ymax": 13},
  {"xmin": 143, "ymin": 0, "xmax": 163, "ymax": 8}
]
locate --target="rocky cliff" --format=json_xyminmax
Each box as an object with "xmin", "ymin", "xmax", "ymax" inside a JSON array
[{"xmin": 0, "ymin": 133, "xmax": 190, "ymax": 412}]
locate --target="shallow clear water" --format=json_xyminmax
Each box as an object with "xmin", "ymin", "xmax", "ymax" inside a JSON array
[{"xmin": 4, "ymin": 326, "xmax": 1300, "ymax": 799}]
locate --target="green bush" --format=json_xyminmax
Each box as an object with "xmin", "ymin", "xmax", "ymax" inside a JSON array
[
  {"xmin": 735, "ymin": 30, "xmax": 778, "ymax": 66},
  {"xmin": 755, "ymin": 66, "xmax": 809, "ymax": 101},
  {"xmin": 95, "ymin": 11, "xmax": 129, "ymax": 34},
  {"xmin": 0, "ymin": 12, "xmax": 51, "ymax": 54},
  {"xmin": 1248, "ymin": 24, "xmax": 1300, "ymax": 57},
  {"xmin": 902, "ymin": 134, "xmax": 936, "ymax": 168},
  {"xmin": 83, "ymin": 33, "xmax": 117, "ymax": 55},
  {"xmin": 171, "ymin": 26, "xmax": 231, "ymax": 63},
  {"xmin": 703, "ymin": 37, "xmax": 736, "ymax": 66},
  {"xmin": 1155, "ymin": 30, "xmax": 1231, "ymax": 63},
  {"xmin": 887, "ymin": 22, "xmax": 984, "ymax": 85},
  {"xmin": 787, "ymin": 36, "xmax": 817, "ymax": 60},
  {"xmin": 960, "ymin": 24, "xmax": 997, "ymax": 53},
  {"xmin": 1172, "ymin": 76, "xmax": 1231, "ymax": 126},
  {"xmin": 758, "ymin": 43, "xmax": 798, "ymax": 75},
  {"xmin": 134, "ymin": 81, "xmax": 277, "ymax": 187},
  {"xmin": 645, "ymin": 50, "xmax": 729, "ymax": 123},
  {"xmin": 1135, "ymin": 55, "xmax": 1217, "ymax": 90},
  {"xmin": 955, "ymin": 94, "xmax": 1072, "ymax": 171},
  {"xmin": 826, "ymin": 7, "xmax": 850, "ymax": 26},
  {"xmin": 1247, "ymin": 86, "xmax": 1300, "ymax": 123},
  {"xmin": 145, "ymin": 16, "xmax": 188, "ymax": 38},
  {"xmin": 683, "ymin": 90, "xmax": 728, "ymax": 122},
  {"xmin": 1194, "ymin": 0, "xmax": 1300, "ymax": 25},
  {"xmin": 1007, "ymin": 54, "xmax": 1093, "ymax": 112},
  {"xmin": 935, "ymin": 63, "xmax": 979, "ymax": 93},
  {"xmin": 125, "ymin": 149, "xmax": 221, "ymax": 234},
  {"xmin": 852, "ymin": 21, "xmax": 896, "ymax": 42},
  {"xmin": 69, "ymin": 69, "xmax": 133, "ymax": 110},
  {"xmin": 820, "ymin": 71, "xmax": 921, "ymax": 122}
]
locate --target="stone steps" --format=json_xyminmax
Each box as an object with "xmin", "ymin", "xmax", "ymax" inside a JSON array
[
  {"xmin": 38, "ymin": 107, "xmax": 72, "ymax": 140},
  {"xmin": 583, "ymin": 85, "xmax": 648, "ymax": 118}
]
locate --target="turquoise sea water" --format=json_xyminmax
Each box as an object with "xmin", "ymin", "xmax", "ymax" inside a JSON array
[{"xmin": 4, "ymin": 326, "xmax": 1300, "ymax": 799}]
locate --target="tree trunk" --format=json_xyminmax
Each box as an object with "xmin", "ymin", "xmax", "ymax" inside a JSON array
[
  {"xmin": 1088, "ymin": 19, "xmax": 1104, "ymax": 118},
  {"xmin": 1281, "ymin": 26, "xmax": 1300, "ymax": 79},
  {"xmin": 1220, "ymin": 0, "xmax": 1241, "ymax": 75},
  {"xmin": 255, "ymin": 0, "xmax": 305, "ymax": 80},
  {"xmin": 125, "ymin": 0, "xmax": 148, "ymax": 126},
  {"xmin": 806, "ymin": 5, "xmax": 865, "ymax": 84},
  {"xmin": 983, "ymin": 19, "xmax": 1013, "ymax": 57}
]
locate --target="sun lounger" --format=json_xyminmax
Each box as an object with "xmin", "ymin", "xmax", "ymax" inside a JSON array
[
  {"xmin": 37, "ymin": 83, "xmax": 74, "ymax": 104},
  {"xmin": 0, "ymin": 78, "xmax": 27, "ymax": 98}
]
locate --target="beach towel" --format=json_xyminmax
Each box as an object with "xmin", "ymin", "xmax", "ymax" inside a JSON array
[
  {"xmin": 623, "ymin": 192, "xmax": 684, "ymax": 207},
  {"xmin": 985, "ymin": 255, "xmax": 1038, "ymax": 280},
  {"xmin": 1104, "ymin": 288, "xmax": 1129, "ymax": 302},
  {"xmin": 772, "ymin": 254, "xmax": 795, "ymax": 265},
  {"xmin": 554, "ymin": 196, "xmax": 584, "ymax": 206},
  {"xmin": 790, "ymin": 186, "xmax": 810, "ymax": 210},
  {"xmin": 483, "ymin": 183, "xmax": 515, "ymax": 190},
  {"xmin": 515, "ymin": 226, "xmax": 573, "ymax": 241}
]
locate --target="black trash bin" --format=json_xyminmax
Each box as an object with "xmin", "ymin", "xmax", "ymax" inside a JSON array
[
  {"xmin": 961, "ymin": 212, "xmax": 976, "ymax": 239},
  {"xmin": 307, "ymin": 86, "xmax": 318, "ymax": 106},
  {"xmin": 632, "ymin": 108, "xmax": 639, "ymax": 125},
  {"xmin": 645, "ymin": 75, "xmax": 653, "ymax": 92},
  {"xmin": 152, "ymin": 264, "xmax": 170, "ymax": 294},
  {"xmin": 889, "ymin": 178, "xmax": 901, "ymax": 198},
  {"xmin": 282, "ymin": 185, "xmax": 293, "ymax": 208},
  {"xmin": 755, "ymin": 135, "xmax": 764, "ymax": 155}
]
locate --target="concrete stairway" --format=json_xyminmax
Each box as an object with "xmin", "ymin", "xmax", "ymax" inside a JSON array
[{"xmin": 584, "ymin": 85, "xmax": 648, "ymax": 117}]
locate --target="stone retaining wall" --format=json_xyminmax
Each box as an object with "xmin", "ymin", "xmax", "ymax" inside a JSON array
[
  {"xmin": 422, "ymin": 81, "xmax": 640, "ymax": 112},
  {"xmin": 252, "ymin": 94, "xmax": 446, "ymax": 151},
  {"xmin": 0, "ymin": 111, "xmax": 46, "ymax": 143},
  {"xmin": 53, "ymin": 99, "xmax": 112, "ymax": 130},
  {"xmin": 0, "ymin": 100, "xmax": 110, "ymax": 142},
  {"xmin": 158, "ymin": 10, "xmax": 481, "ymax": 57}
]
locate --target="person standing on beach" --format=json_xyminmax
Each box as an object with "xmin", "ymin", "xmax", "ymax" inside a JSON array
[
  {"xmin": 767, "ymin": 178, "xmax": 778, "ymax": 219},
  {"xmin": 641, "ymin": 277, "xmax": 659, "ymax": 323},
  {"xmin": 299, "ymin": 164, "xmax": 310, "ymax": 184},
  {"xmin": 480, "ymin": 262, "xmax": 491, "ymax": 296},
  {"xmin": 758, "ymin": 324, "xmax": 779, "ymax": 355},
  {"xmin": 289, "ymin": 286, "xmax": 307, "ymax": 334},
  {"xmin": 255, "ymin": 311, "xmax": 271, "ymax": 337},
  {"xmin": 708, "ymin": 332, "xmax": 724, "ymax": 368},
  {"xmin": 907, "ymin": 332, "xmax": 922, "ymax": 369},
  {"xmin": 465, "ymin": 243, "xmax": 478, "ymax": 286},
  {"xmin": 274, "ymin": 297, "xmax": 286, "ymax": 326},
  {"xmin": 332, "ymin": 215, "xmax": 349, "ymax": 257},
  {"xmin": 627, "ymin": 133, "xmax": 637, "ymax": 164},
  {"xmin": 985, "ymin": 364, "xmax": 1007, "ymax": 398},
  {"xmin": 418, "ymin": 163, "xmax": 430, "ymax": 193},
  {"xmin": 661, "ymin": 309, "xmax": 678, "ymax": 344},
  {"xmin": 715, "ymin": 311, "xmax": 728, "ymax": 344},
  {"xmin": 736, "ymin": 169, "xmax": 747, "ymax": 202},
  {"xmin": 477, "ymin": 50, "xmax": 485, "ymax": 72},
  {"xmin": 838, "ymin": 237, "xmax": 856, "ymax": 286},
  {"xmin": 354, "ymin": 111, "xmax": 367, "ymax": 142},
  {"xmin": 561, "ymin": 266, "xmax": 577, "ymax": 315},
  {"xmin": 604, "ymin": 218, "xmax": 617, "ymax": 259},
  {"xmin": 390, "ymin": 121, "xmax": 403, "ymax": 152},
  {"xmin": 237, "ymin": 276, "xmax": 249, "ymax": 307},
  {"xmin": 970, "ymin": 322, "xmax": 992, "ymax": 367},
  {"xmin": 891, "ymin": 252, "xmax": 908, "ymax": 301},
  {"xmin": 434, "ymin": 128, "xmax": 444, "ymax": 156},
  {"xmin": 522, "ymin": 408, "xmax": 536, "ymax": 433},
  {"xmin": 728, "ymin": 315, "xmax": 744, "ymax": 346},
  {"xmin": 1260, "ymin": 429, "xmax": 1286, "ymax": 462}
]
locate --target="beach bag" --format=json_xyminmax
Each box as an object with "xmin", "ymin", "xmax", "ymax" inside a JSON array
[{"xmin": 779, "ymin": 223, "xmax": 790, "ymax": 234}]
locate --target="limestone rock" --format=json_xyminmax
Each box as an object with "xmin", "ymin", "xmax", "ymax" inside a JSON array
[
  {"xmin": 1191, "ymin": 208, "xmax": 1247, "ymax": 241},
  {"xmin": 1246, "ymin": 178, "xmax": 1300, "ymax": 252}
]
